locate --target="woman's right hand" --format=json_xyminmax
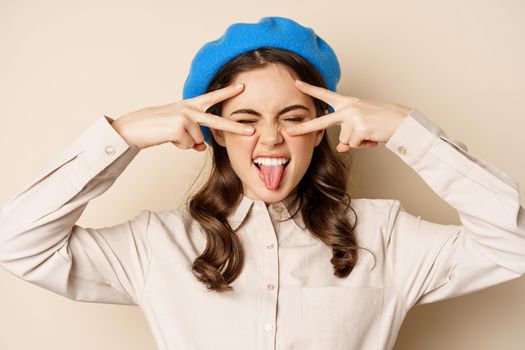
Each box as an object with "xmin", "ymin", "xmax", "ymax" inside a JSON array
[{"xmin": 109, "ymin": 83, "xmax": 253, "ymax": 151}]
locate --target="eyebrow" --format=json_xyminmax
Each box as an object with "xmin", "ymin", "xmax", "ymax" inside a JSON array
[{"xmin": 230, "ymin": 104, "xmax": 310, "ymax": 117}]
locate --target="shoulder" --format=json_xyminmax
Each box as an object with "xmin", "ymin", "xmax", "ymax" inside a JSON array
[
  {"xmin": 349, "ymin": 198, "xmax": 402, "ymax": 246},
  {"xmin": 350, "ymin": 197, "xmax": 400, "ymax": 222},
  {"xmin": 139, "ymin": 207, "xmax": 206, "ymax": 254},
  {"xmin": 148, "ymin": 206, "xmax": 193, "ymax": 226},
  {"xmin": 151, "ymin": 206, "xmax": 202, "ymax": 236}
]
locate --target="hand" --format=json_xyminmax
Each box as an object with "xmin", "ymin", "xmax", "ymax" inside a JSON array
[
  {"xmin": 287, "ymin": 80, "xmax": 413, "ymax": 152},
  {"xmin": 110, "ymin": 83, "xmax": 255, "ymax": 150}
]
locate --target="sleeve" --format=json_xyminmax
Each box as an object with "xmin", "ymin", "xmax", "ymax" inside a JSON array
[
  {"xmin": 383, "ymin": 107, "xmax": 525, "ymax": 310},
  {"xmin": 0, "ymin": 115, "xmax": 151, "ymax": 306}
]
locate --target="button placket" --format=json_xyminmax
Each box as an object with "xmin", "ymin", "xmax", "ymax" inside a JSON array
[
  {"xmin": 268, "ymin": 203, "xmax": 284, "ymax": 234},
  {"xmin": 255, "ymin": 201, "xmax": 279, "ymax": 348}
]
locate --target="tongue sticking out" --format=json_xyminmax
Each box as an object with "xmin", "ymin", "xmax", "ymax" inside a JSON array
[{"xmin": 258, "ymin": 164, "xmax": 285, "ymax": 190}]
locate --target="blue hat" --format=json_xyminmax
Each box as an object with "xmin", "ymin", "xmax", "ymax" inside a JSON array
[{"xmin": 182, "ymin": 16, "xmax": 341, "ymax": 143}]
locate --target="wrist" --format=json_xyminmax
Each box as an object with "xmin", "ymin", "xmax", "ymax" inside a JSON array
[
  {"xmin": 109, "ymin": 118, "xmax": 133, "ymax": 145},
  {"xmin": 388, "ymin": 105, "xmax": 412, "ymax": 141}
]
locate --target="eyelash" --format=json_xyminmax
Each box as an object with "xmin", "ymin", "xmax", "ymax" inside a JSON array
[{"xmin": 237, "ymin": 117, "xmax": 304, "ymax": 124}]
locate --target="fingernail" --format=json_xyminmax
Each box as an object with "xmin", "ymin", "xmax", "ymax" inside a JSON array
[
  {"xmin": 234, "ymin": 83, "xmax": 244, "ymax": 89},
  {"xmin": 295, "ymin": 80, "xmax": 304, "ymax": 86},
  {"xmin": 286, "ymin": 126, "xmax": 297, "ymax": 133},
  {"xmin": 244, "ymin": 126, "xmax": 254, "ymax": 133}
]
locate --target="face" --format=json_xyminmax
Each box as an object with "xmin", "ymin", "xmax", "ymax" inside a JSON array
[{"xmin": 211, "ymin": 63, "xmax": 326, "ymax": 205}]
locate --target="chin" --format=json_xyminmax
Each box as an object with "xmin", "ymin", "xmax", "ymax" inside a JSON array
[{"xmin": 245, "ymin": 183, "xmax": 293, "ymax": 204}]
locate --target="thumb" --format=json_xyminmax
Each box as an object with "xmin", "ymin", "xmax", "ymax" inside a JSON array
[
  {"xmin": 193, "ymin": 142, "xmax": 207, "ymax": 152},
  {"xmin": 336, "ymin": 143, "xmax": 351, "ymax": 153}
]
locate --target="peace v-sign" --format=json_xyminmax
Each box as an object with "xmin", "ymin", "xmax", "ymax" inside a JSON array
[{"xmin": 287, "ymin": 80, "xmax": 413, "ymax": 153}]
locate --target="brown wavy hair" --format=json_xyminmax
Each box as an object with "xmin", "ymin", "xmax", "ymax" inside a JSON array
[{"xmin": 186, "ymin": 47, "xmax": 359, "ymax": 292}]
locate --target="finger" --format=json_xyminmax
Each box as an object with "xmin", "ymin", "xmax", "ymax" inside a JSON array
[
  {"xmin": 185, "ymin": 108, "xmax": 255, "ymax": 136},
  {"xmin": 184, "ymin": 120, "xmax": 206, "ymax": 145},
  {"xmin": 361, "ymin": 140, "xmax": 378, "ymax": 148},
  {"xmin": 348, "ymin": 129, "xmax": 368, "ymax": 148},
  {"xmin": 349, "ymin": 133, "xmax": 378, "ymax": 149},
  {"xmin": 193, "ymin": 142, "xmax": 207, "ymax": 152},
  {"xmin": 171, "ymin": 129, "xmax": 196, "ymax": 149},
  {"xmin": 286, "ymin": 112, "xmax": 343, "ymax": 136},
  {"xmin": 192, "ymin": 83, "xmax": 245, "ymax": 111},
  {"xmin": 294, "ymin": 80, "xmax": 341, "ymax": 109},
  {"xmin": 336, "ymin": 143, "xmax": 351, "ymax": 153},
  {"xmin": 336, "ymin": 139, "xmax": 377, "ymax": 153},
  {"xmin": 338, "ymin": 123, "xmax": 353, "ymax": 146}
]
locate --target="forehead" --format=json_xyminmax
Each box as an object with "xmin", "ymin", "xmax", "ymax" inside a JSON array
[{"xmin": 221, "ymin": 64, "xmax": 315, "ymax": 114}]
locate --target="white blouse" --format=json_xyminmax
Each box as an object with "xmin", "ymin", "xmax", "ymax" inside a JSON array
[{"xmin": 0, "ymin": 108, "xmax": 524, "ymax": 350}]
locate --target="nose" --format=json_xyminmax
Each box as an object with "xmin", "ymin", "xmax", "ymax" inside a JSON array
[{"xmin": 257, "ymin": 121, "xmax": 284, "ymax": 147}]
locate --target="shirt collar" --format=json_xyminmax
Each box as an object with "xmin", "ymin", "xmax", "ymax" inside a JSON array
[{"xmin": 227, "ymin": 191, "xmax": 306, "ymax": 231}]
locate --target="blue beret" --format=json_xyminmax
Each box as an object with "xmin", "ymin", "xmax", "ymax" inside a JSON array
[{"xmin": 182, "ymin": 16, "xmax": 341, "ymax": 143}]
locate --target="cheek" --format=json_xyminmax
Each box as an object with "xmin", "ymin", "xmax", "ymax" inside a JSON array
[
  {"xmin": 223, "ymin": 135, "xmax": 257, "ymax": 168},
  {"xmin": 287, "ymin": 135, "xmax": 317, "ymax": 167},
  {"xmin": 224, "ymin": 133, "xmax": 255, "ymax": 148},
  {"xmin": 287, "ymin": 133, "xmax": 317, "ymax": 150}
]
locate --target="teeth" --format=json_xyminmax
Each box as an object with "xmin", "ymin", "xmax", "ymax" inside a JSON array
[{"xmin": 253, "ymin": 157, "xmax": 290, "ymax": 166}]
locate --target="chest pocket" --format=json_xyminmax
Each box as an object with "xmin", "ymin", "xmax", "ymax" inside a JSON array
[{"xmin": 300, "ymin": 286, "xmax": 383, "ymax": 350}]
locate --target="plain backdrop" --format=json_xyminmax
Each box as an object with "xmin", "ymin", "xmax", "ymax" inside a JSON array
[{"xmin": 1, "ymin": 0, "xmax": 524, "ymax": 349}]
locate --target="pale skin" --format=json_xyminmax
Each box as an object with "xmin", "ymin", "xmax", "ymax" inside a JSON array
[
  {"xmin": 288, "ymin": 79, "xmax": 413, "ymax": 151},
  {"xmin": 111, "ymin": 80, "xmax": 412, "ymax": 154},
  {"xmin": 111, "ymin": 78, "xmax": 412, "ymax": 205},
  {"xmin": 111, "ymin": 83, "xmax": 255, "ymax": 150}
]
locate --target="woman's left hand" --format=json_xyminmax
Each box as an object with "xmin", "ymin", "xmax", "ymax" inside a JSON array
[{"xmin": 288, "ymin": 80, "xmax": 414, "ymax": 152}]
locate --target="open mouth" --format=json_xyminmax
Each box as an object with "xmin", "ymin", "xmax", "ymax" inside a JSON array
[
  {"xmin": 252, "ymin": 155, "xmax": 290, "ymax": 167},
  {"xmin": 252, "ymin": 158, "xmax": 291, "ymax": 190},
  {"xmin": 253, "ymin": 160, "xmax": 291, "ymax": 169}
]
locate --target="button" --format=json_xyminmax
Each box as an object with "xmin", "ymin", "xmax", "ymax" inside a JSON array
[
  {"xmin": 267, "ymin": 283, "xmax": 275, "ymax": 290},
  {"xmin": 105, "ymin": 145, "xmax": 116, "ymax": 155},
  {"xmin": 397, "ymin": 146, "xmax": 407, "ymax": 156},
  {"xmin": 266, "ymin": 243, "xmax": 274, "ymax": 249},
  {"xmin": 274, "ymin": 205, "xmax": 283, "ymax": 213},
  {"xmin": 264, "ymin": 323, "xmax": 273, "ymax": 332}
]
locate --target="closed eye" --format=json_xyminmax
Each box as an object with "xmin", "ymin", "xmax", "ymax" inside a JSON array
[
  {"xmin": 284, "ymin": 117, "xmax": 304, "ymax": 122},
  {"xmin": 237, "ymin": 117, "xmax": 304, "ymax": 123}
]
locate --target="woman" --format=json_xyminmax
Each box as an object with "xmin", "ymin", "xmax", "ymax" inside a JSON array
[{"xmin": 0, "ymin": 16, "xmax": 524, "ymax": 350}]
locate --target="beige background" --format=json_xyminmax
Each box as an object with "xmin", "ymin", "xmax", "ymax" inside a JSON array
[{"xmin": 1, "ymin": 0, "xmax": 524, "ymax": 349}]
